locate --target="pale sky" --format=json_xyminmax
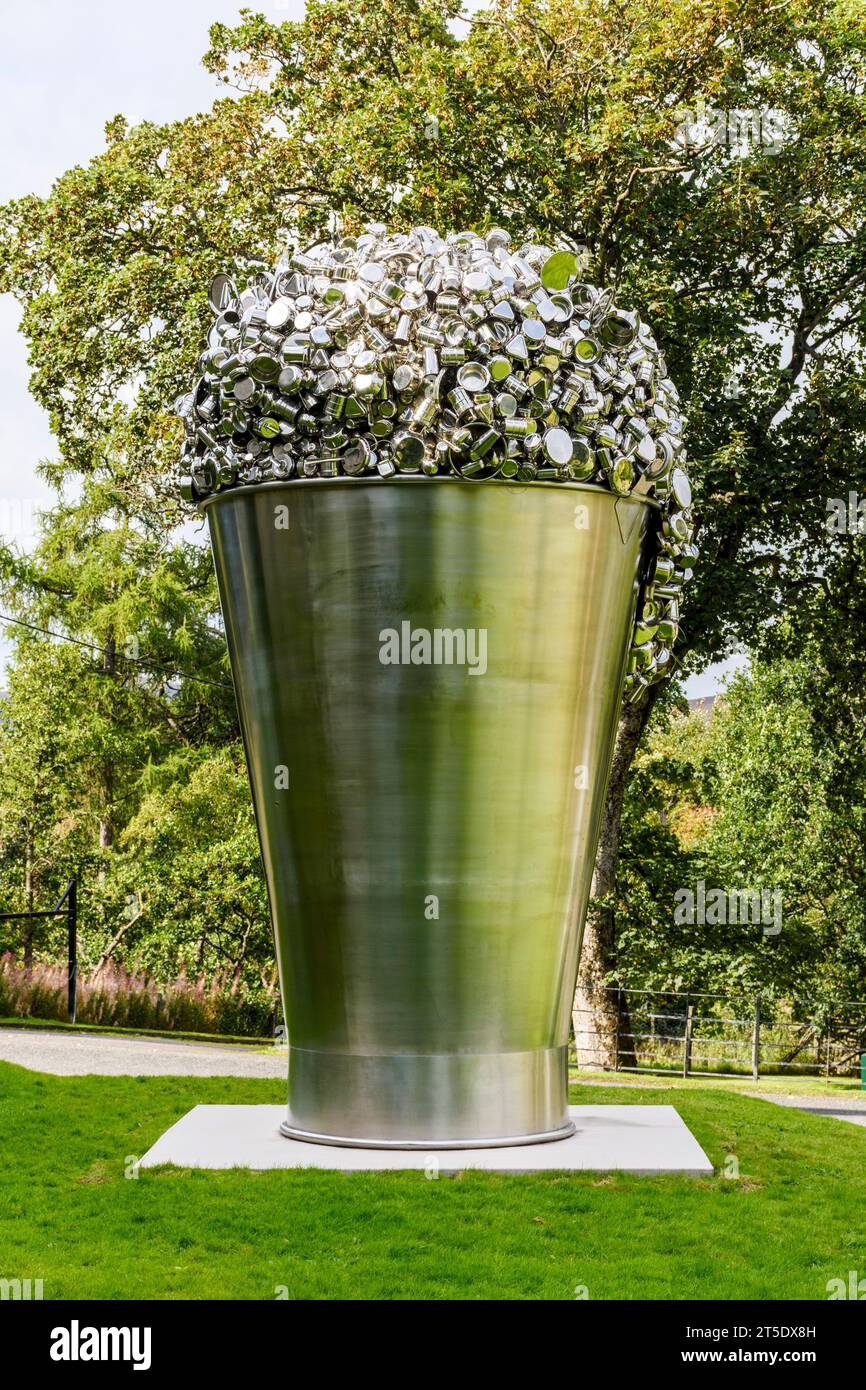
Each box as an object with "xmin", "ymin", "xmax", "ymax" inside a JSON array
[{"xmin": 0, "ymin": 0, "xmax": 734, "ymax": 697}]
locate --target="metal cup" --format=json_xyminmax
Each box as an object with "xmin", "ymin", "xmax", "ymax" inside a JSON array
[{"xmin": 204, "ymin": 479, "xmax": 654, "ymax": 1148}]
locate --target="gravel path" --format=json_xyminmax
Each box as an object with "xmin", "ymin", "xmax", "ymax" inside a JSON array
[
  {"xmin": 3, "ymin": 1030, "xmax": 865, "ymax": 1121},
  {"xmin": 0, "ymin": 1026, "xmax": 287, "ymax": 1078},
  {"xmin": 575, "ymin": 1076, "xmax": 866, "ymax": 1128},
  {"xmin": 745, "ymin": 1091, "xmax": 866, "ymax": 1128}
]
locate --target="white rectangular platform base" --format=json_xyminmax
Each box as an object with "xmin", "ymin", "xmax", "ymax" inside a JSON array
[{"xmin": 139, "ymin": 1104, "xmax": 713, "ymax": 1176}]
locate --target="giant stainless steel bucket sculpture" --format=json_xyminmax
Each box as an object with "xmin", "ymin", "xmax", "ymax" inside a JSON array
[{"xmin": 205, "ymin": 476, "xmax": 654, "ymax": 1147}]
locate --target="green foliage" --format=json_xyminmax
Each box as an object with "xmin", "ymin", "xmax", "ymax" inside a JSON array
[
  {"xmin": 0, "ymin": 644, "xmax": 95, "ymax": 955},
  {"xmin": 614, "ymin": 695, "xmax": 709, "ymax": 992},
  {"xmin": 2, "ymin": 0, "xmax": 864, "ymax": 670},
  {"xmin": 0, "ymin": 957, "xmax": 275, "ymax": 1036},
  {"xmin": 700, "ymin": 661, "xmax": 866, "ymax": 1001},
  {"xmin": 0, "ymin": 0, "xmax": 865, "ymax": 1004},
  {"xmin": 111, "ymin": 745, "xmax": 272, "ymax": 982},
  {"xmin": 617, "ymin": 660, "xmax": 866, "ymax": 1003}
]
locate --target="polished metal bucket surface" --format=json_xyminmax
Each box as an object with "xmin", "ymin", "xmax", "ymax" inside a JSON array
[{"xmin": 204, "ymin": 478, "xmax": 654, "ymax": 1147}]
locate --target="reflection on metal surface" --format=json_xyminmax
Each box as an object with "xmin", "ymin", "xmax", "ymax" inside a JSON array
[
  {"xmin": 178, "ymin": 224, "xmax": 696, "ymax": 696},
  {"xmin": 205, "ymin": 478, "xmax": 652, "ymax": 1147}
]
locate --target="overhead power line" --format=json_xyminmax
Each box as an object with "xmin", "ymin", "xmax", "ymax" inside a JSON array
[{"xmin": 0, "ymin": 611, "xmax": 233, "ymax": 692}]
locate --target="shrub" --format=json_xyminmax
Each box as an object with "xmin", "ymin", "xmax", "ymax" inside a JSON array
[{"xmin": 0, "ymin": 953, "xmax": 277, "ymax": 1037}]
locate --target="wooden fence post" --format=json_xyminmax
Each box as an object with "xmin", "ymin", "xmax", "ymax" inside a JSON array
[
  {"xmin": 752, "ymin": 995, "xmax": 761, "ymax": 1082},
  {"xmin": 683, "ymin": 1002, "xmax": 694, "ymax": 1078}
]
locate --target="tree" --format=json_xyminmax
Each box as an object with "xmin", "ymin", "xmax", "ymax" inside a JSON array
[
  {"xmin": 0, "ymin": 479, "xmax": 238, "ymax": 965},
  {"xmin": 667, "ymin": 659, "xmax": 865, "ymax": 1001},
  {"xmin": 0, "ymin": 644, "xmax": 88, "ymax": 963},
  {"xmin": 1, "ymin": 0, "xmax": 864, "ymax": 1044},
  {"xmin": 102, "ymin": 745, "xmax": 271, "ymax": 982}
]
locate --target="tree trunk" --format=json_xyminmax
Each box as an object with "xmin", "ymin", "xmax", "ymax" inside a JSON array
[
  {"xmin": 94, "ymin": 900, "xmax": 145, "ymax": 973},
  {"xmin": 572, "ymin": 684, "xmax": 660, "ymax": 1069}
]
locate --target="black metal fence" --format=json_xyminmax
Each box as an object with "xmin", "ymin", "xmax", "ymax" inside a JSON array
[
  {"xmin": 0, "ymin": 877, "xmax": 78, "ymax": 1022},
  {"xmin": 571, "ymin": 987, "xmax": 866, "ymax": 1079}
]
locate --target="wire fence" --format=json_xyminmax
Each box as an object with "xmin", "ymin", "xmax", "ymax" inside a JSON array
[{"xmin": 570, "ymin": 987, "xmax": 866, "ymax": 1079}]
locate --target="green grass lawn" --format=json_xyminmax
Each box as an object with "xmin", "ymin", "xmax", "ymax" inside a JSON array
[
  {"xmin": 571, "ymin": 1068, "xmax": 866, "ymax": 1099},
  {"xmin": 1, "ymin": 1060, "xmax": 863, "ymax": 1300}
]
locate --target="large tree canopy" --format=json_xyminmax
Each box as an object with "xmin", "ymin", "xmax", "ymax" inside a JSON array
[{"xmin": 0, "ymin": 0, "xmax": 864, "ymax": 1039}]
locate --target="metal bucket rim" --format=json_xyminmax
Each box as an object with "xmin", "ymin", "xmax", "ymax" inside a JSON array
[{"xmin": 198, "ymin": 475, "xmax": 662, "ymax": 514}]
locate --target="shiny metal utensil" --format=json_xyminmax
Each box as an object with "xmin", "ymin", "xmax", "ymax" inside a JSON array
[{"xmin": 178, "ymin": 224, "xmax": 695, "ymax": 691}]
